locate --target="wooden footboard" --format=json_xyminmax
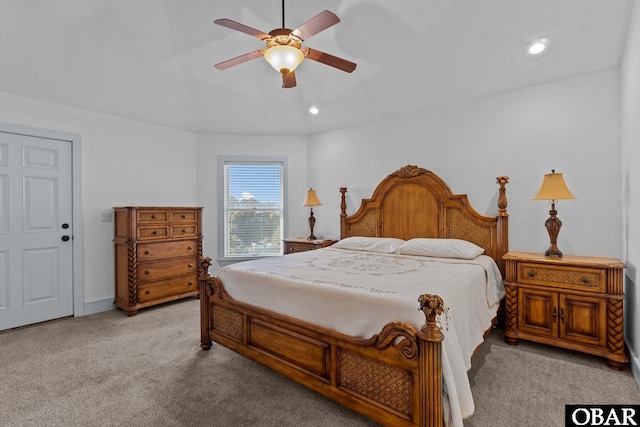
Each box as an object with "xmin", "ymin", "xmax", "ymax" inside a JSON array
[{"xmin": 199, "ymin": 257, "xmax": 446, "ymax": 427}]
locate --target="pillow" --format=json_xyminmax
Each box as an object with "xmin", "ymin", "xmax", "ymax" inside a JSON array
[
  {"xmin": 396, "ymin": 238, "xmax": 484, "ymax": 260},
  {"xmin": 331, "ymin": 237, "xmax": 406, "ymax": 254}
]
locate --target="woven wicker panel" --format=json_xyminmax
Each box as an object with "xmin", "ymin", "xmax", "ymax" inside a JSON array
[
  {"xmin": 138, "ymin": 211, "xmax": 168, "ymax": 222},
  {"xmin": 348, "ymin": 210, "xmax": 377, "ymax": 237},
  {"xmin": 138, "ymin": 227, "xmax": 169, "ymax": 239},
  {"xmin": 339, "ymin": 350, "xmax": 410, "ymax": 415},
  {"xmin": 213, "ymin": 306, "xmax": 244, "ymax": 342},
  {"xmin": 521, "ymin": 266, "xmax": 601, "ymax": 289},
  {"xmin": 446, "ymin": 207, "xmax": 491, "ymax": 254}
]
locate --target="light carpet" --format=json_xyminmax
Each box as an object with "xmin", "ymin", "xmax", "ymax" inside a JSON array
[{"xmin": 1, "ymin": 298, "xmax": 638, "ymax": 426}]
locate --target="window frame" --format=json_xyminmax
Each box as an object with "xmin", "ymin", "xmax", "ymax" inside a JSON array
[{"xmin": 218, "ymin": 156, "xmax": 288, "ymax": 264}]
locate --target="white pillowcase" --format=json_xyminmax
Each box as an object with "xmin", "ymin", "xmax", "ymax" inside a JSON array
[
  {"xmin": 331, "ymin": 236, "xmax": 406, "ymax": 254},
  {"xmin": 396, "ymin": 238, "xmax": 484, "ymax": 260}
]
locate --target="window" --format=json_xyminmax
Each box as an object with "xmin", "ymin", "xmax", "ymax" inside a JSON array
[{"xmin": 219, "ymin": 157, "xmax": 286, "ymax": 260}]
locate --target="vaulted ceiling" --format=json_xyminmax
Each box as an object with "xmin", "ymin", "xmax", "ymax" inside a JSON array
[{"xmin": 0, "ymin": 0, "xmax": 632, "ymax": 136}]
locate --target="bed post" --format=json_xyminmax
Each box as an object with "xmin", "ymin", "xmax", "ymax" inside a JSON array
[
  {"xmin": 496, "ymin": 176, "xmax": 509, "ymax": 276},
  {"xmin": 417, "ymin": 294, "xmax": 445, "ymax": 427},
  {"xmin": 199, "ymin": 256, "xmax": 213, "ymax": 350},
  {"xmin": 340, "ymin": 187, "xmax": 348, "ymax": 239}
]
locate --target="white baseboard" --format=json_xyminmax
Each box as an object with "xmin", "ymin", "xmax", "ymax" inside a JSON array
[
  {"xmin": 628, "ymin": 343, "xmax": 640, "ymax": 389},
  {"xmin": 82, "ymin": 298, "xmax": 115, "ymax": 316}
]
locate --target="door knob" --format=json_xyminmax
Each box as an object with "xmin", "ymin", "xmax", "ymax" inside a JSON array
[
  {"xmin": 61, "ymin": 223, "xmax": 69, "ymax": 229},
  {"xmin": 61, "ymin": 235, "xmax": 70, "ymax": 242}
]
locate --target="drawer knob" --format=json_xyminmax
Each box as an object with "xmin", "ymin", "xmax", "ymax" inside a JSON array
[
  {"xmin": 528, "ymin": 271, "xmax": 536, "ymax": 278},
  {"xmin": 582, "ymin": 277, "xmax": 591, "ymax": 284},
  {"xmin": 188, "ymin": 264, "xmax": 193, "ymax": 268},
  {"xmin": 188, "ymin": 281, "xmax": 193, "ymax": 286},
  {"xmin": 182, "ymin": 229, "xmax": 187, "ymax": 233},
  {"xmin": 152, "ymin": 230, "xmax": 158, "ymax": 235},
  {"xmin": 144, "ymin": 270, "xmax": 150, "ymax": 275},
  {"xmin": 151, "ymin": 214, "xmax": 157, "ymax": 219},
  {"xmin": 188, "ymin": 246, "xmax": 193, "ymax": 251},
  {"xmin": 145, "ymin": 290, "xmax": 151, "ymax": 295},
  {"xmin": 181, "ymin": 214, "xmax": 186, "ymax": 219},
  {"xmin": 144, "ymin": 250, "xmax": 150, "ymax": 255}
]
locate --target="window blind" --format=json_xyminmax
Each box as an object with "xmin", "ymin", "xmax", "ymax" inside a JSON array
[{"xmin": 223, "ymin": 161, "xmax": 284, "ymax": 258}]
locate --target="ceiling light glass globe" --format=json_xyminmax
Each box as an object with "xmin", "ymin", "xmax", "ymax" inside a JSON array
[{"xmin": 264, "ymin": 45, "xmax": 305, "ymax": 73}]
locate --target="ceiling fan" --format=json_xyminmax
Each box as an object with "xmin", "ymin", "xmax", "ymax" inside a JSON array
[{"xmin": 214, "ymin": 1, "xmax": 357, "ymax": 88}]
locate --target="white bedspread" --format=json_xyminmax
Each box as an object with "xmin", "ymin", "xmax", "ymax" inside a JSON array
[{"xmin": 217, "ymin": 247, "xmax": 504, "ymax": 427}]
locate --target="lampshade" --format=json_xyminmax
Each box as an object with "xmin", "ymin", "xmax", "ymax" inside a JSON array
[
  {"xmin": 264, "ymin": 45, "xmax": 305, "ymax": 74},
  {"xmin": 302, "ymin": 189, "xmax": 322, "ymax": 207},
  {"xmin": 531, "ymin": 171, "xmax": 576, "ymax": 201}
]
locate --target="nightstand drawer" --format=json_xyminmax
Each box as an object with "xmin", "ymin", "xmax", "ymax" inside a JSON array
[{"xmin": 518, "ymin": 263, "xmax": 605, "ymax": 293}]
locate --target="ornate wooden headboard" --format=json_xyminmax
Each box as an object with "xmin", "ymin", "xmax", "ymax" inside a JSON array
[{"xmin": 340, "ymin": 165, "xmax": 509, "ymax": 274}]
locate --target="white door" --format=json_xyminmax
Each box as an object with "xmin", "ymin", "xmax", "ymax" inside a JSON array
[{"xmin": 0, "ymin": 132, "xmax": 73, "ymax": 330}]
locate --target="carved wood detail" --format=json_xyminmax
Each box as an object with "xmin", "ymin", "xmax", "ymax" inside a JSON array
[
  {"xmin": 127, "ymin": 241, "xmax": 138, "ymax": 306},
  {"xmin": 389, "ymin": 164, "xmax": 428, "ymax": 178},
  {"xmin": 607, "ymin": 297, "xmax": 624, "ymax": 354}
]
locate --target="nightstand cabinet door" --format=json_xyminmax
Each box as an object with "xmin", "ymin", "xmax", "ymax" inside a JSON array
[
  {"xmin": 519, "ymin": 288, "xmax": 557, "ymax": 338},
  {"xmin": 503, "ymin": 251, "xmax": 626, "ymax": 370},
  {"xmin": 560, "ymin": 293, "xmax": 607, "ymax": 347}
]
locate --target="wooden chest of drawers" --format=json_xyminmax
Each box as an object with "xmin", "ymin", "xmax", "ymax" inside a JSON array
[
  {"xmin": 113, "ymin": 206, "xmax": 203, "ymax": 316},
  {"xmin": 503, "ymin": 251, "xmax": 626, "ymax": 370}
]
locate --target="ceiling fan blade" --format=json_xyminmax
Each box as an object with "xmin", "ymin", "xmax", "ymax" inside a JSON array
[
  {"xmin": 291, "ymin": 10, "xmax": 340, "ymax": 41},
  {"xmin": 282, "ymin": 71, "xmax": 297, "ymax": 88},
  {"xmin": 214, "ymin": 19, "xmax": 271, "ymax": 40},
  {"xmin": 214, "ymin": 50, "xmax": 263, "ymax": 70},
  {"xmin": 303, "ymin": 48, "xmax": 357, "ymax": 73}
]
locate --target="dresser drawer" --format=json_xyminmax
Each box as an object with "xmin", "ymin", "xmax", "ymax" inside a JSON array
[
  {"xmin": 136, "ymin": 209, "xmax": 169, "ymax": 224},
  {"xmin": 137, "ymin": 274, "xmax": 198, "ymax": 303},
  {"xmin": 518, "ymin": 263, "xmax": 605, "ymax": 293},
  {"xmin": 170, "ymin": 209, "xmax": 198, "ymax": 223},
  {"xmin": 170, "ymin": 225, "xmax": 198, "ymax": 238},
  {"xmin": 137, "ymin": 226, "xmax": 170, "ymax": 241},
  {"xmin": 137, "ymin": 258, "xmax": 198, "ymax": 282},
  {"xmin": 286, "ymin": 242, "xmax": 315, "ymax": 253},
  {"xmin": 138, "ymin": 239, "xmax": 198, "ymax": 261}
]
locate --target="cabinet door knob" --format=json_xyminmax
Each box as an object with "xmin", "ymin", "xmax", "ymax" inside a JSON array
[{"xmin": 552, "ymin": 306, "xmax": 557, "ymax": 322}]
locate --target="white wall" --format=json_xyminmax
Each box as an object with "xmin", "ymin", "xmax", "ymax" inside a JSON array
[
  {"xmin": 621, "ymin": 0, "xmax": 640, "ymax": 383},
  {"xmin": 195, "ymin": 134, "xmax": 308, "ymax": 273},
  {"xmin": 308, "ymin": 69, "xmax": 622, "ymax": 261},
  {"xmin": 0, "ymin": 92, "xmax": 198, "ymax": 308}
]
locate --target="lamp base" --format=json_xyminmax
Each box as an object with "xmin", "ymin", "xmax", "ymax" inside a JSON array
[
  {"xmin": 307, "ymin": 208, "xmax": 316, "ymax": 241},
  {"xmin": 543, "ymin": 210, "xmax": 563, "ymax": 258}
]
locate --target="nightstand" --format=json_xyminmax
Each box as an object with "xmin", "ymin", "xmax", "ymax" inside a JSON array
[
  {"xmin": 283, "ymin": 238, "xmax": 337, "ymax": 254},
  {"xmin": 503, "ymin": 251, "xmax": 626, "ymax": 370}
]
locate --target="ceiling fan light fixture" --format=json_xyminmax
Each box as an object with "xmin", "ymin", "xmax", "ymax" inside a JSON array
[{"xmin": 264, "ymin": 45, "xmax": 305, "ymax": 73}]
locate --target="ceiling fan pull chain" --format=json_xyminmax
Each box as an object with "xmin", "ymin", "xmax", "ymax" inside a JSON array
[{"xmin": 282, "ymin": 0, "xmax": 285, "ymax": 28}]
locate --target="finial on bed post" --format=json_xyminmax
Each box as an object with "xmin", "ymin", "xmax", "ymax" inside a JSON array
[
  {"xmin": 417, "ymin": 294, "xmax": 444, "ymax": 427},
  {"xmin": 496, "ymin": 176, "xmax": 509, "ymax": 216},
  {"xmin": 340, "ymin": 187, "xmax": 347, "ymax": 239}
]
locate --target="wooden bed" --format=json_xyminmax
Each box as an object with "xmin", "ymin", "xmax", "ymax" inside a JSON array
[{"xmin": 199, "ymin": 165, "xmax": 509, "ymax": 427}]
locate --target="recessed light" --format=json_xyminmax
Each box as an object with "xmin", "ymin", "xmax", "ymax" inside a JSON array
[
  {"xmin": 527, "ymin": 38, "xmax": 549, "ymax": 55},
  {"xmin": 308, "ymin": 105, "xmax": 319, "ymax": 115}
]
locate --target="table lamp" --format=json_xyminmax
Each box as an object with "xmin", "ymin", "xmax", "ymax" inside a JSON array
[
  {"xmin": 532, "ymin": 170, "xmax": 576, "ymax": 257},
  {"xmin": 302, "ymin": 188, "xmax": 322, "ymax": 240}
]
